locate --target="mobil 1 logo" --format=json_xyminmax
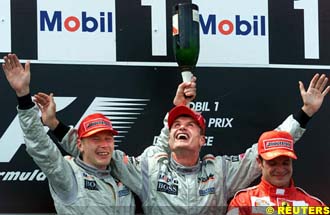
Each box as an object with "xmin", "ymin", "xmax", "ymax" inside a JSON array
[{"xmin": 269, "ymin": 0, "xmax": 330, "ymax": 65}]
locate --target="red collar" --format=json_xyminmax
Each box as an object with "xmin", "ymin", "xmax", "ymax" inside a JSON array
[{"xmin": 259, "ymin": 178, "xmax": 296, "ymax": 197}]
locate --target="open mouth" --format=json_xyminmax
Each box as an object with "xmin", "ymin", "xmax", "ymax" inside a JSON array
[
  {"xmin": 175, "ymin": 133, "xmax": 189, "ymax": 140},
  {"xmin": 97, "ymin": 152, "xmax": 110, "ymax": 156}
]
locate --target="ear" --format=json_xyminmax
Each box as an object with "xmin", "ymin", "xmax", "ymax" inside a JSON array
[
  {"xmin": 199, "ymin": 135, "xmax": 206, "ymax": 147},
  {"xmin": 77, "ymin": 138, "xmax": 84, "ymax": 153},
  {"xmin": 256, "ymin": 157, "xmax": 263, "ymax": 169}
]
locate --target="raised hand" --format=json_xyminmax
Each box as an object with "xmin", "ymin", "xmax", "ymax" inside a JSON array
[
  {"xmin": 173, "ymin": 76, "xmax": 197, "ymax": 106},
  {"xmin": 299, "ymin": 73, "xmax": 330, "ymax": 117},
  {"xmin": 2, "ymin": 54, "xmax": 31, "ymax": 97},
  {"xmin": 34, "ymin": 92, "xmax": 59, "ymax": 130}
]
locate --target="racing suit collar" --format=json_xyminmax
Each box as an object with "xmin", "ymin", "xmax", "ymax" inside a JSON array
[
  {"xmin": 170, "ymin": 156, "xmax": 201, "ymax": 175},
  {"xmin": 75, "ymin": 156, "xmax": 112, "ymax": 179},
  {"xmin": 260, "ymin": 177, "xmax": 295, "ymax": 197}
]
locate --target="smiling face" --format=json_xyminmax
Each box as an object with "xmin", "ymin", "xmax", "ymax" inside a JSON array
[
  {"xmin": 77, "ymin": 130, "xmax": 115, "ymax": 170},
  {"xmin": 168, "ymin": 116, "xmax": 205, "ymax": 154},
  {"xmin": 258, "ymin": 156, "xmax": 293, "ymax": 188}
]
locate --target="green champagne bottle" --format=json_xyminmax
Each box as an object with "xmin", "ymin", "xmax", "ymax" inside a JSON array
[{"xmin": 172, "ymin": 3, "xmax": 200, "ymax": 83}]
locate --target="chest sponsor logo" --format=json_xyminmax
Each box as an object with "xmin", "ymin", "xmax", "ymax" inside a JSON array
[
  {"xmin": 118, "ymin": 187, "xmax": 130, "ymax": 197},
  {"xmin": 199, "ymin": 187, "xmax": 215, "ymax": 196},
  {"xmin": 157, "ymin": 181, "xmax": 178, "ymax": 195},
  {"xmin": 84, "ymin": 179, "xmax": 99, "ymax": 190}
]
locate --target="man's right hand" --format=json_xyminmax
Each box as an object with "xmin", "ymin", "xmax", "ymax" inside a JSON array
[
  {"xmin": 34, "ymin": 92, "xmax": 59, "ymax": 130},
  {"xmin": 173, "ymin": 76, "xmax": 197, "ymax": 106},
  {"xmin": 2, "ymin": 54, "xmax": 31, "ymax": 97}
]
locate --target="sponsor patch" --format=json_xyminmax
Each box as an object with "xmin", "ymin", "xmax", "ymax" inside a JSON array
[
  {"xmin": 84, "ymin": 118, "xmax": 112, "ymax": 131},
  {"xmin": 231, "ymin": 155, "xmax": 239, "ymax": 162},
  {"xmin": 263, "ymin": 138, "xmax": 293, "ymax": 151},
  {"xmin": 199, "ymin": 187, "xmax": 215, "ymax": 196},
  {"xmin": 157, "ymin": 181, "xmax": 178, "ymax": 195},
  {"xmin": 84, "ymin": 179, "xmax": 99, "ymax": 190},
  {"xmin": 118, "ymin": 187, "xmax": 130, "ymax": 197}
]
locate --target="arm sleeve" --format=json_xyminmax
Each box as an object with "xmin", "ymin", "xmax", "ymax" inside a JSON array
[
  {"xmin": 111, "ymin": 150, "xmax": 143, "ymax": 196},
  {"xmin": 275, "ymin": 114, "xmax": 306, "ymax": 143},
  {"xmin": 152, "ymin": 113, "xmax": 170, "ymax": 154},
  {"xmin": 293, "ymin": 108, "xmax": 310, "ymax": 128},
  {"xmin": 18, "ymin": 105, "xmax": 77, "ymax": 203},
  {"xmin": 46, "ymin": 117, "xmax": 80, "ymax": 157},
  {"xmin": 56, "ymin": 126, "xmax": 80, "ymax": 157}
]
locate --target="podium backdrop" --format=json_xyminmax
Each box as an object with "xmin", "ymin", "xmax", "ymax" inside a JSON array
[{"xmin": 0, "ymin": 0, "xmax": 329, "ymax": 213}]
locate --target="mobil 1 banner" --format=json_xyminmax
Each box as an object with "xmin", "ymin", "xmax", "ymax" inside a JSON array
[
  {"xmin": 3, "ymin": 0, "xmax": 330, "ymax": 66},
  {"xmin": 269, "ymin": 0, "xmax": 330, "ymax": 65}
]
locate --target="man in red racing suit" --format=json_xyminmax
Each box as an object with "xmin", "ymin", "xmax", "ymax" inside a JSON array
[{"xmin": 227, "ymin": 130, "xmax": 325, "ymax": 215}]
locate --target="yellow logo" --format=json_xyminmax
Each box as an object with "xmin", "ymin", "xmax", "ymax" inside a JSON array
[{"xmin": 277, "ymin": 206, "xmax": 330, "ymax": 214}]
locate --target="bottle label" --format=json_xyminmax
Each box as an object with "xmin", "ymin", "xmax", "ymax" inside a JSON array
[
  {"xmin": 192, "ymin": 9, "xmax": 199, "ymax": 23},
  {"xmin": 172, "ymin": 14, "xmax": 179, "ymax": 35}
]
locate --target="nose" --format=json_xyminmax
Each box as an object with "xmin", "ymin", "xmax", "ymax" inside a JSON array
[
  {"xmin": 179, "ymin": 124, "xmax": 187, "ymax": 130},
  {"xmin": 99, "ymin": 139, "xmax": 113, "ymax": 147},
  {"xmin": 274, "ymin": 165, "xmax": 287, "ymax": 174}
]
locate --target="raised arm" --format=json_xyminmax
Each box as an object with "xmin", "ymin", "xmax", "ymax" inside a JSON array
[
  {"xmin": 2, "ymin": 54, "xmax": 77, "ymax": 203},
  {"xmin": 33, "ymin": 92, "xmax": 80, "ymax": 156},
  {"xmin": 277, "ymin": 73, "xmax": 330, "ymax": 141}
]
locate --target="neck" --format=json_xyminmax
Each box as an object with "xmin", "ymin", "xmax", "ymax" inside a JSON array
[
  {"xmin": 171, "ymin": 151, "xmax": 199, "ymax": 166},
  {"xmin": 261, "ymin": 176, "xmax": 291, "ymax": 188}
]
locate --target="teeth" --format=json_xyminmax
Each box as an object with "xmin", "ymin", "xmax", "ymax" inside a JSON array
[{"xmin": 98, "ymin": 152, "xmax": 109, "ymax": 156}]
